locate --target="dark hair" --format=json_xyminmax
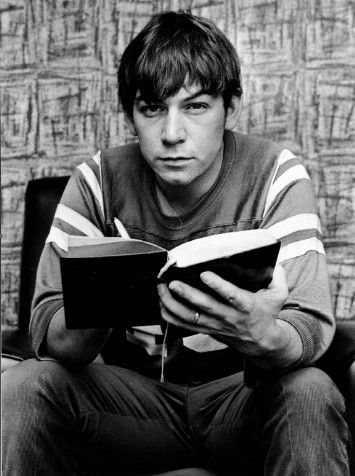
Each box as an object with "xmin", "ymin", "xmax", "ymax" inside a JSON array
[{"xmin": 118, "ymin": 10, "xmax": 243, "ymax": 118}]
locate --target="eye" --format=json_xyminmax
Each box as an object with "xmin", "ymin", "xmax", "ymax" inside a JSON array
[
  {"xmin": 185, "ymin": 103, "xmax": 208, "ymax": 113},
  {"xmin": 139, "ymin": 104, "xmax": 164, "ymax": 117}
]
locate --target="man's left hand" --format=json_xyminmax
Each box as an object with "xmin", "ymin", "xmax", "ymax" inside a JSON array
[{"xmin": 157, "ymin": 265, "xmax": 290, "ymax": 358}]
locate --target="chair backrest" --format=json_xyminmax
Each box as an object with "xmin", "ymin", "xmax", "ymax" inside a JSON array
[{"xmin": 18, "ymin": 176, "xmax": 70, "ymax": 332}]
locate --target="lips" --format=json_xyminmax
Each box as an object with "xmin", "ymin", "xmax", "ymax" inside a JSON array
[{"xmin": 159, "ymin": 156, "xmax": 193, "ymax": 161}]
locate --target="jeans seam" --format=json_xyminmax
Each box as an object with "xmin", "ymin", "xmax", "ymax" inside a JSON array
[{"xmin": 278, "ymin": 379, "xmax": 295, "ymax": 472}]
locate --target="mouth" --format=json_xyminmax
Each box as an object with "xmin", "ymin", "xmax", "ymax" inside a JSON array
[
  {"xmin": 158, "ymin": 156, "xmax": 194, "ymax": 163},
  {"xmin": 158, "ymin": 157, "xmax": 194, "ymax": 171}
]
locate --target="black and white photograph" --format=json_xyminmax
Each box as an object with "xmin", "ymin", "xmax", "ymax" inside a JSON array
[{"xmin": 1, "ymin": 1, "xmax": 354, "ymax": 474}]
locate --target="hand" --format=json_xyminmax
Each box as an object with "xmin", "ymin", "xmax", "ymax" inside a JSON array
[{"xmin": 157, "ymin": 265, "xmax": 289, "ymax": 358}]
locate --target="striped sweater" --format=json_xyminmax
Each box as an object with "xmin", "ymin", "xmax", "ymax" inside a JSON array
[{"xmin": 30, "ymin": 131, "xmax": 335, "ymax": 384}]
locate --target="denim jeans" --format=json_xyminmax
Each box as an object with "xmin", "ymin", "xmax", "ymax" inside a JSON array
[{"xmin": 2, "ymin": 359, "xmax": 350, "ymax": 475}]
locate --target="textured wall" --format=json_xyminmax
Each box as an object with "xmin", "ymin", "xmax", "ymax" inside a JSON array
[{"xmin": 1, "ymin": 0, "xmax": 354, "ymax": 328}]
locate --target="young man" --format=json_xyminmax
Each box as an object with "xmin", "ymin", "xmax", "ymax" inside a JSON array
[{"xmin": 2, "ymin": 10, "xmax": 350, "ymax": 475}]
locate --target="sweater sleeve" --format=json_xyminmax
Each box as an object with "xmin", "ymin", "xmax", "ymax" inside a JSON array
[
  {"xmin": 261, "ymin": 149, "xmax": 335, "ymax": 365},
  {"xmin": 29, "ymin": 153, "xmax": 107, "ymax": 358}
]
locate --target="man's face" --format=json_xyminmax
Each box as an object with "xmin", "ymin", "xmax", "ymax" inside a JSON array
[{"xmin": 131, "ymin": 84, "xmax": 237, "ymax": 191}]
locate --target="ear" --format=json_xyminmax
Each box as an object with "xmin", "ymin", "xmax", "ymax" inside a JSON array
[
  {"xmin": 126, "ymin": 115, "xmax": 137, "ymax": 136},
  {"xmin": 225, "ymin": 96, "xmax": 242, "ymax": 131}
]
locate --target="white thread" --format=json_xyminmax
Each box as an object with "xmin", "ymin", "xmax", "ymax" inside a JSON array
[{"xmin": 160, "ymin": 323, "xmax": 169, "ymax": 383}]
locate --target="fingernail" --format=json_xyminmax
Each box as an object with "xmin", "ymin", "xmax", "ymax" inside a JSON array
[
  {"xmin": 157, "ymin": 284, "xmax": 165, "ymax": 295},
  {"xmin": 200, "ymin": 272, "xmax": 213, "ymax": 284},
  {"xmin": 169, "ymin": 281, "xmax": 183, "ymax": 294}
]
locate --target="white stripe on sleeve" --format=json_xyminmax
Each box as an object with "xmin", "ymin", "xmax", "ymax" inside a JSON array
[
  {"xmin": 92, "ymin": 151, "xmax": 101, "ymax": 167},
  {"xmin": 45, "ymin": 226, "xmax": 69, "ymax": 251},
  {"xmin": 263, "ymin": 149, "xmax": 296, "ymax": 218},
  {"xmin": 77, "ymin": 163, "xmax": 104, "ymax": 215},
  {"xmin": 264, "ymin": 165, "xmax": 310, "ymax": 217},
  {"xmin": 267, "ymin": 213, "xmax": 322, "ymax": 240},
  {"xmin": 55, "ymin": 204, "xmax": 104, "ymax": 238},
  {"xmin": 278, "ymin": 149, "xmax": 296, "ymax": 167},
  {"xmin": 277, "ymin": 237, "xmax": 325, "ymax": 263},
  {"xmin": 92, "ymin": 151, "xmax": 102, "ymax": 189}
]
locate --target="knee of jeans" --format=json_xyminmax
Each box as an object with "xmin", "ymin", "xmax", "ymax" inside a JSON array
[
  {"xmin": 2, "ymin": 359, "xmax": 72, "ymax": 414},
  {"xmin": 279, "ymin": 367, "xmax": 345, "ymax": 413}
]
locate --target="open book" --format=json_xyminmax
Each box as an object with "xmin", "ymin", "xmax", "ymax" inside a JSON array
[{"xmin": 60, "ymin": 229, "xmax": 280, "ymax": 329}]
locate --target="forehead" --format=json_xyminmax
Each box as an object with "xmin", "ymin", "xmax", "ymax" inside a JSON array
[{"xmin": 135, "ymin": 82, "xmax": 216, "ymax": 103}]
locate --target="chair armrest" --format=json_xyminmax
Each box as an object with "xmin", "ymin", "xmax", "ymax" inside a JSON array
[
  {"xmin": 346, "ymin": 361, "xmax": 355, "ymax": 472},
  {"xmin": 317, "ymin": 321, "xmax": 355, "ymax": 382},
  {"xmin": 347, "ymin": 361, "xmax": 355, "ymax": 418},
  {"xmin": 2, "ymin": 329, "xmax": 34, "ymax": 361},
  {"xmin": 316, "ymin": 321, "xmax": 355, "ymax": 471}
]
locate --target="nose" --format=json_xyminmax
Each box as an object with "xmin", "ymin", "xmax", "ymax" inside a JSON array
[{"xmin": 161, "ymin": 110, "xmax": 186, "ymax": 144}]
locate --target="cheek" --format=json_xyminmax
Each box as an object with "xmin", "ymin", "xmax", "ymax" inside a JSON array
[
  {"xmin": 137, "ymin": 119, "xmax": 159, "ymax": 133},
  {"xmin": 194, "ymin": 115, "xmax": 226, "ymax": 139},
  {"xmin": 196, "ymin": 125, "xmax": 225, "ymax": 150},
  {"xmin": 136, "ymin": 130, "xmax": 158, "ymax": 153}
]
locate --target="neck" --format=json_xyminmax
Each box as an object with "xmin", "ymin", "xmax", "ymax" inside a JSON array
[
  {"xmin": 156, "ymin": 161, "xmax": 224, "ymax": 217},
  {"xmin": 155, "ymin": 183, "xmax": 193, "ymax": 217}
]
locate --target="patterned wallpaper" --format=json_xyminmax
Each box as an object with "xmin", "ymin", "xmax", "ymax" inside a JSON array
[{"xmin": 1, "ymin": 0, "xmax": 354, "ymax": 327}]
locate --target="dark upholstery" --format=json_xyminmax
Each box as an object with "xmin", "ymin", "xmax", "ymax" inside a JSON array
[
  {"xmin": 2, "ymin": 176, "xmax": 70, "ymax": 361},
  {"xmin": 1, "ymin": 176, "xmax": 354, "ymax": 472},
  {"xmin": 18, "ymin": 176, "xmax": 70, "ymax": 331}
]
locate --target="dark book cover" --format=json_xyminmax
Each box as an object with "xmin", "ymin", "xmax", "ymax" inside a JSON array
[
  {"xmin": 60, "ymin": 233, "xmax": 280, "ymax": 329},
  {"xmin": 160, "ymin": 242, "xmax": 280, "ymax": 294},
  {"xmin": 61, "ymin": 251, "xmax": 167, "ymax": 329}
]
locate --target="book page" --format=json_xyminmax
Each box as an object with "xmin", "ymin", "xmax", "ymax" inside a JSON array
[
  {"xmin": 168, "ymin": 229, "xmax": 277, "ymax": 268},
  {"xmin": 66, "ymin": 236, "xmax": 166, "ymax": 257}
]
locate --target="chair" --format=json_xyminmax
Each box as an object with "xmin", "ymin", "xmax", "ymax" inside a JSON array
[
  {"xmin": 2, "ymin": 176, "xmax": 354, "ymax": 473},
  {"xmin": 2, "ymin": 176, "xmax": 70, "ymax": 367}
]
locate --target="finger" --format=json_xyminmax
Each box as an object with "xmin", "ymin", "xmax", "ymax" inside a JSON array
[
  {"xmin": 167, "ymin": 280, "xmax": 233, "ymax": 319},
  {"xmin": 158, "ymin": 283, "xmax": 191, "ymax": 317},
  {"xmin": 200, "ymin": 271, "xmax": 254, "ymax": 313},
  {"xmin": 160, "ymin": 305, "xmax": 212, "ymax": 334},
  {"xmin": 157, "ymin": 283, "xmax": 223, "ymax": 333}
]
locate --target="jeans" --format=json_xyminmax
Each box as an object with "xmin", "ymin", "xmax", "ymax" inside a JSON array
[{"xmin": 2, "ymin": 359, "xmax": 350, "ymax": 475}]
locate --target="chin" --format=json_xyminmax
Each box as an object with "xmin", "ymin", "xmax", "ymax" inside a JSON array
[
  {"xmin": 162, "ymin": 179, "xmax": 192, "ymax": 188},
  {"xmin": 170, "ymin": 173, "xmax": 198, "ymax": 185},
  {"xmin": 158, "ymin": 172, "xmax": 194, "ymax": 187}
]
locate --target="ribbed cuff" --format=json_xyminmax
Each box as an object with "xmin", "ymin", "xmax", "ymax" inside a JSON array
[{"xmin": 278, "ymin": 308, "xmax": 324, "ymax": 365}]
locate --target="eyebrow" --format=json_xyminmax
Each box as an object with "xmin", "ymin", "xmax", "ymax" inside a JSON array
[{"xmin": 135, "ymin": 89, "xmax": 206, "ymax": 104}]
